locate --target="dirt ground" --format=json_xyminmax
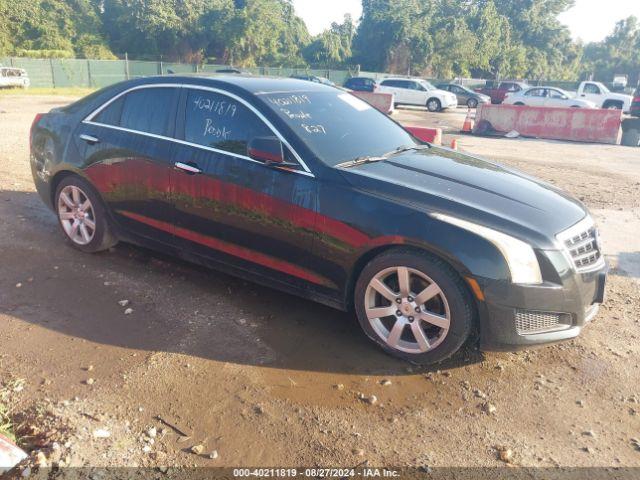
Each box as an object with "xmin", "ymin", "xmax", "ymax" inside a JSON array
[{"xmin": 1, "ymin": 95, "xmax": 639, "ymax": 472}]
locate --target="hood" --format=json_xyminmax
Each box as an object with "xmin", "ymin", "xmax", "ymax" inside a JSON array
[{"xmin": 338, "ymin": 147, "xmax": 587, "ymax": 247}]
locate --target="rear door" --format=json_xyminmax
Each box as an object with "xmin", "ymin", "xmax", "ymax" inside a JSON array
[
  {"xmin": 78, "ymin": 85, "xmax": 180, "ymax": 245},
  {"xmin": 168, "ymin": 86, "xmax": 322, "ymax": 291}
]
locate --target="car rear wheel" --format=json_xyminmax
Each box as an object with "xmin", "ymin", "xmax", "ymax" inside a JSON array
[
  {"xmin": 426, "ymin": 98, "xmax": 441, "ymax": 112},
  {"xmin": 354, "ymin": 249, "xmax": 474, "ymax": 365},
  {"xmin": 514, "ymin": 102, "xmax": 525, "ymax": 106},
  {"xmin": 55, "ymin": 176, "xmax": 117, "ymax": 253},
  {"xmin": 467, "ymin": 98, "xmax": 478, "ymax": 109}
]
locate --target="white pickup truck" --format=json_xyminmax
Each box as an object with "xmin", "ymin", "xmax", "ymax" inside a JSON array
[
  {"xmin": 574, "ymin": 81, "xmax": 633, "ymax": 112},
  {"xmin": 0, "ymin": 67, "xmax": 30, "ymax": 89}
]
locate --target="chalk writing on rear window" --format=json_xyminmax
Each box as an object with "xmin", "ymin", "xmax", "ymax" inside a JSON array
[{"xmin": 203, "ymin": 119, "xmax": 231, "ymax": 139}]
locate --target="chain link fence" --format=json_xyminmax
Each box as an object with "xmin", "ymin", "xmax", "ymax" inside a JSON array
[
  {"xmin": 2, "ymin": 56, "xmax": 612, "ymax": 92},
  {"xmin": 0, "ymin": 57, "xmax": 362, "ymax": 89}
]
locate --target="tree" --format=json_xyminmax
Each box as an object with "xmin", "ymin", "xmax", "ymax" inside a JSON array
[
  {"xmin": 303, "ymin": 14, "xmax": 355, "ymax": 67},
  {"xmin": 583, "ymin": 16, "xmax": 640, "ymax": 86},
  {"xmin": 0, "ymin": 0, "xmax": 115, "ymax": 58},
  {"xmin": 353, "ymin": 0, "xmax": 434, "ymax": 74}
]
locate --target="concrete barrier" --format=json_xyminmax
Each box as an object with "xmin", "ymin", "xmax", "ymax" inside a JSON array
[
  {"xmin": 473, "ymin": 104, "xmax": 622, "ymax": 144},
  {"xmin": 404, "ymin": 125, "xmax": 443, "ymax": 145},
  {"xmin": 351, "ymin": 91, "xmax": 395, "ymax": 115}
]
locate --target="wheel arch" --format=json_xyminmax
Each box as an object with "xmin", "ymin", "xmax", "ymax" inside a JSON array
[
  {"xmin": 345, "ymin": 242, "xmax": 480, "ymax": 315},
  {"xmin": 603, "ymin": 99, "xmax": 624, "ymax": 109}
]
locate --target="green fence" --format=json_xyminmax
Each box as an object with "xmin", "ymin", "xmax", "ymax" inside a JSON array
[
  {"xmin": 0, "ymin": 56, "xmax": 357, "ymax": 89},
  {"xmin": 3, "ymin": 56, "xmax": 614, "ymax": 93}
]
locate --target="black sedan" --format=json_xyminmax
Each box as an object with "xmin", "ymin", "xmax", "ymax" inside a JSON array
[
  {"xmin": 30, "ymin": 75, "xmax": 607, "ymax": 364},
  {"xmin": 437, "ymin": 83, "xmax": 491, "ymax": 108}
]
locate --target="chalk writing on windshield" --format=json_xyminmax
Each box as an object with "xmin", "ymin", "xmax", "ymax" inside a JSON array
[
  {"xmin": 301, "ymin": 124, "xmax": 326, "ymax": 134},
  {"xmin": 267, "ymin": 94, "xmax": 311, "ymax": 107},
  {"xmin": 280, "ymin": 108, "xmax": 312, "ymax": 120}
]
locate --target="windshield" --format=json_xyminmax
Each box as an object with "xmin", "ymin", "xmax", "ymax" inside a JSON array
[
  {"xmin": 259, "ymin": 90, "xmax": 417, "ymax": 166},
  {"xmin": 599, "ymin": 83, "xmax": 611, "ymax": 94},
  {"xmin": 420, "ymin": 80, "xmax": 436, "ymax": 91}
]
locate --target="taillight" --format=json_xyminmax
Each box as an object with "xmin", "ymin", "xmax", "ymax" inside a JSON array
[
  {"xmin": 30, "ymin": 113, "xmax": 45, "ymax": 149},
  {"xmin": 633, "ymin": 96, "xmax": 640, "ymax": 103}
]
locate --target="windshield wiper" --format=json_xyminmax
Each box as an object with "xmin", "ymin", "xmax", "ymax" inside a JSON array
[
  {"xmin": 336, "ymin": 144, "xmax": 430, "ymax": 169},
  {"xmin": 385, "ymin": 144, "xmax": 431, "ymax": 157},
  {"xmin": 334, "ymin": 155, "xmax": 387, "ymax": 169}
]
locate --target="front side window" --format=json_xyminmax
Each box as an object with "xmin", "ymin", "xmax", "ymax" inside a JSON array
[
  {"xmin": 584, "ymin": 83, "xmax": 601, "ymax": 94},
  {"xmin": 184, "ymin": 89, "xmax": 272, "ymax": 157},
  {"xmin": 93, "ymin": 87, "xmax": 177, "ymax": 136},
  {"xmin": 549, "ymin": 89, "xmax": 568, "ymax": 99}
]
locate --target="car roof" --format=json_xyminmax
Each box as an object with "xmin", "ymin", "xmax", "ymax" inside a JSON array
[
  {"xmin": 382, "ymin": 77, "xmax": 420, "ymax": 81},
  {"xmin": 124, "ymin": 74, "xmax": 337, "ymax": 96}
]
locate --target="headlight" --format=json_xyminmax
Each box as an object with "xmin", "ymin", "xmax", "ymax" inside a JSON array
[{"xmin": 432, "ymin": 213, "xmax": 543, "ymax": 284}]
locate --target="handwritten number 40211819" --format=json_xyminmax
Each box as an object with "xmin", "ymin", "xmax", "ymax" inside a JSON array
[{"xmin": 194, "ymin": 96, "xmax": 237, "ymax": 118}]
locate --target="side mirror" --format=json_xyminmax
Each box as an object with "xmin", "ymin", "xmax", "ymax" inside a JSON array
[{"xmin": 248, "ymin": 136, "xmax": 285, "ymax": 165}]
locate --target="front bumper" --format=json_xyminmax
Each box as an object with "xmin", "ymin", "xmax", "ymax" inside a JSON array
[{"xmin": 477, "ymin": 256, "xmax": 608, "ymax": 351}]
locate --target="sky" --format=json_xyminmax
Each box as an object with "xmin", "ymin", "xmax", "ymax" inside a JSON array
[{"xmin": 292, "ymin": 0, "xmax": 640, "ymax": 43}]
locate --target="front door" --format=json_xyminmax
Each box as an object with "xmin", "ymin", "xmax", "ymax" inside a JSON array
[
  {"xmin": 168, "ymin": 86, "xmax": 325, "ymax": 291},
  {"xmin": 78, "ymin": 86, "xmax": 180, "ymax": 245}
]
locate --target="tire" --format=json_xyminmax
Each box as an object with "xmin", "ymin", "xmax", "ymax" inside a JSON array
[
  {"xmin": 621, "ymin": 128, "xmax": 640, "ymax": 147},
  {"xmin": 514, "ymin": 102, "xmax": 525, "ymax": 106},
  {"xmin": 354, "ymin": 248, "xmax": 474, "ymax": 365},
  {"xmin": 54, "ymin": 175, "xmax": 118, "ymax": 253},
  {"xmin": 467, "ymin": 98, "xmax": 478, "ymax": 109},
  {"xmin": 426, "ymin": 98, "xmax": 441, "ymax": 112}
]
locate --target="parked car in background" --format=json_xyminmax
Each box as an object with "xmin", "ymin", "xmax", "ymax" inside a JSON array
[
  {"xmin": 575, "ymin": 81, "xmax": 633, "ymax": 112},
  {"xmin": 30, "ymin": 75, "xmax": 607, "ymax": 364},
  {"xmin": 291, "ymin": 74, "xmax": 335, "ymax": 87},
  {"xmin": 503, "ymin": 87, "xmax": 597, "ymax": 109},
  {"xmin": 378, "ymin": 78, "xmax": 458, "ymax": 112},
  {"xmin": 215, "ymin": 68, "xmax": 251, "ymax": 75},
  {"xmin": 475, "ymin": 80, "xmax": 529, "ymax": 104},
  {"xmin": 0, "ymin": 67, "xmax": 30, "ymax": 89},
  {"xmin": 436, "ymin": 83, "xmax": 491, "ymax": 108},
  {"xmin": 630, "ymin": 84, "xmax": 640, "ymax": 117},
  {"xmin": 344, "ymin": 77, "xmax": 378, "ymax": 92}
]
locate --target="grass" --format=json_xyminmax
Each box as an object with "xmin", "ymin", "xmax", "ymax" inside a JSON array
[
  {"xmin": 0, "ymin": 402, "xmax": 15, "ymax": 442},
  {"xmin": 0, "ymin": 87, "xmax": 96, "ymax": 97},
  {"xmin": 0, "ymin": 378, "xmax": 24, "ymax": 443}
]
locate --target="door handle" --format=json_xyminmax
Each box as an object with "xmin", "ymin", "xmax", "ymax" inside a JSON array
[
  {"xmin": 174, "ymin": 162, "xmax": 202, "ymax": 174},
  {"xmin": 79, "ymin": 134, "xmax": 99, "ymax": 144}
]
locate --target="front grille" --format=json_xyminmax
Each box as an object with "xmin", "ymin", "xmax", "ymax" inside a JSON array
[
  {"xmin": 515, "ymin": 310, "xmax": 571, "ymax": 335},
  {"xmin": 557, "ymin": 218, "xmax": 603, "ymax": 272}
]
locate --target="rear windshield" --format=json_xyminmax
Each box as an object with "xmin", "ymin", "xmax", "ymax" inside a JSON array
[{"xmin": 259, "ymin": 90, "xmax": 416, "ymax": 166}]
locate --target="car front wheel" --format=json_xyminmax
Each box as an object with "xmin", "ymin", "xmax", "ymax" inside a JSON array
[
  {"xmin": 55, "ymin": 176, "xmax": 118, "ymax": 253},
  {"xmin": 354, "ymin": 249, "xmax": 474, "ymax": 365},
  {"xmin": 467, "ymin": 98, "xmax": 478, "ymax": 108}
]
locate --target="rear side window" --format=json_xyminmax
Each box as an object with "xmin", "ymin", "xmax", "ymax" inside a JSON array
[
  {"xmin": 184, "ymin": 89, "xmax": 272, "ymax": 156},
  {"xmin": 93, "ymin": 87, "xmax": 177, "ymax": 136},
  {"xmin": 120, "ymin": 88, "xmax": 177, "ymax": 135}
]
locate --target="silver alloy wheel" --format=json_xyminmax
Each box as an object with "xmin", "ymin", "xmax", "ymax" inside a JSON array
[
  {"xmin": 57, "ymin": 185, "xmax": 96, "ymax": 246},
  {"xmin": 365, "ymin": 266, "xmax": 451, "ymax": 354},
  {"xmin": 427, "ymin": 99, "xmax": 440, "ymax": 112}
]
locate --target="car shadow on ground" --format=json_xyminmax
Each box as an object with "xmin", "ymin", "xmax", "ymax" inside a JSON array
[{"xmin": 0, "ymin": 190, "xmax": 484, "ymax": 375}]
